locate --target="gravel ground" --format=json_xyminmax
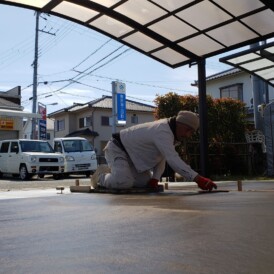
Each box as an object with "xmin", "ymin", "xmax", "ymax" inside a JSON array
[{"xmin": 0, "ymin": 174, "xmax": 91, "ymax": 191}]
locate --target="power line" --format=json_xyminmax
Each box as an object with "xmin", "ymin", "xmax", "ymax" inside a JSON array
[
  {"xmin": 52, "ymin": 45, "xmax": 128, "ymax": 93},
  {"xmin": 72, "ymin": 80, "xmax": 155, "ymax": 104},
  {"xmin": 73, "ymin": 38, "xmax": 112, "ymax": 70},
  {"xmin": 89, "ymin": 73, "xmax": 196, "ymax": 93},
  {"xmin": 12, "ymin": 12, "xmax": 196, "ymax": 109}
]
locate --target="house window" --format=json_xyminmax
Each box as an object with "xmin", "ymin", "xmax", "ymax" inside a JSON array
[
  {"xmin": 220, "ymin": 84, "xmax": 243, "ymax": 101},
  {"xmin": 56, "ymin": 119, "xmax": 65, "ymax": 131},
  {"xmin": 131, "ymin": 114, "xmax": 138, "ymax": 124},
  {"xmin": 79, "ymin": 117, "xmax": 92, "ymax": 128},
  {"xmin": 101, "ymin": 116, "xmax": 110, "ymax": 126}
]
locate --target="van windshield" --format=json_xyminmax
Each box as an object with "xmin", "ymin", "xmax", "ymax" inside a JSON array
[
  {"xmin": 63, "ymin": 140, "xmax": 93, "ymax": 153},
  {"xmin": 20, "ymin": 141, "xmax": 54, "ymax": 153}
]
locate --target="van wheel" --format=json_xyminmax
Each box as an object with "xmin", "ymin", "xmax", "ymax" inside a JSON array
[
  {"xmin": 85, "ymin": 171, "xmax": 91, "ymax": 178},
  {"xmin": 53, "ymin": 174, "xmax": 61, "ymax": 180},
  {"xmin": 19, "ymin": 165, "xmax": 29, "ymax": 180},
  {"xmin": 0, "ymin": 171, "xmax": 3, "ymax": 178}
]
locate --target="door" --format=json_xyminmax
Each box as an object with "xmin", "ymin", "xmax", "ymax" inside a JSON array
[
  {"xmin": 0, "ymin": 141, "xmax": 10, "ymax": 172},
  {"xmin": 7, "ymin": 141, "xmax": 21, "ymax": 173}
]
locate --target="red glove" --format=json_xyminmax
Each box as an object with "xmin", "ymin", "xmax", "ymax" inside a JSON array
[
  {"xmin": 148, "ymin": 178, "xmax": 159, "ymax": 188},
  {"xmin": 196, "ymin": 176, "xmax": 217, "ymax": 191}
]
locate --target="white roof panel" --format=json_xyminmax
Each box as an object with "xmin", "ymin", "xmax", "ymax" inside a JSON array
[
  {"xmin": 220, "ymin": 42, "xmax": 274, "ymax": 87},
  {"xmin": 1, "ymin": 0, "xmax": 274, "ymax": 68}
]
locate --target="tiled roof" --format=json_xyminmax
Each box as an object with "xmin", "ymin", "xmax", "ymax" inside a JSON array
[
  {"xmin": 90, "ymin": 96, "xmax": 155, "ymax": 112},
  {"xmin": 49, "ymin": 95, "xmax": 155, "ymax": 116},
  {"xmin": 66, "ymin": 103, "xmax": 87, "ymax": 112},
  {"xmin": 206, "ymin": 68, "xmax": 242, "ymax": 81},
  {"xmin": 191, "ymin": 68, "xmax": 243, "ymax": 86}
]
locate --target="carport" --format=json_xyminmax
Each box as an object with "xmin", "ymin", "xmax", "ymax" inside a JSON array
[
  {"xmin": 1, "ymin": 0, "xmax": 274, "ymax": 175},
  {"xmin": 220, "ymin": 42, "xmax": 274, "ymax": 176}
]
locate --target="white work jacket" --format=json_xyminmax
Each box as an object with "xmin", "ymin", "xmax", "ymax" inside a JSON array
[{"xmin": 120, "ymin": 118, "xmax": 198, "ymax": 181}]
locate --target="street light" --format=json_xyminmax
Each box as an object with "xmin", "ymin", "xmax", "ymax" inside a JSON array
[{"xmin": 46, "ymin": 102, "xmax": 58, "ymax": 106}]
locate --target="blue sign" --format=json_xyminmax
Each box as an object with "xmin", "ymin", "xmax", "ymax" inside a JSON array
[
  {"xmin": 117, "ymin": 93, "xmax": 126, "ymax": 124},
  {"xmin": 112, "ymin": 81, "xmax": 126, "ymax": 125},
  {"xmin": 39, "ymin": 119, "xmax": 47, "ymax": 140}
]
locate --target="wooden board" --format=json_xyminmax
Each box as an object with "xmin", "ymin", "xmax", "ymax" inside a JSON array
[
  {"xmin": 91, "ymin": 185, "xmax": 164, "ymax": 194},
  {"xmin": 198, "ymin": 190, "xmax": 230, "ymax": 194}
]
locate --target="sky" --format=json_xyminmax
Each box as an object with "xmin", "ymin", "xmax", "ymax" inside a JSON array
[{"xmin": 0, "ymin": 4, "xmax": 235, "ymax": 114}]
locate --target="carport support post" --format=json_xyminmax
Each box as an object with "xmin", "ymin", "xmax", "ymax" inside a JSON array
[{"xmin": 198, "ymin": 59, "xmax": 209, "ymax": 177}]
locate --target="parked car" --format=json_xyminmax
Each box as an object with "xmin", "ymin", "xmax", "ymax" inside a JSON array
[
  {"xmin": 53, "ymin": 137, "xmax": 98, "ymax": 177},
  {"xmin": 0, "ymin": 139, "xmax": 65, "ymax": 180}
]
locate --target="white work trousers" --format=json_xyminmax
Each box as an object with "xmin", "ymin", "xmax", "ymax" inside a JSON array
[{"xmin": 102, "ymin": 139, "xmax": 151, "ymax": 189}]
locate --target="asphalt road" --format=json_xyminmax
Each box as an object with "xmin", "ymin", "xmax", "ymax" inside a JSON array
[{"xmin": 1, "ymin": 180, "xmax": 274, "ymax": 273}]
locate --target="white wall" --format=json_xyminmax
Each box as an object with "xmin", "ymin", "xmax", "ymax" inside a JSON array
[{"xmin": 206, "ymin": 71, "xmax": 274, "ymax": 109}]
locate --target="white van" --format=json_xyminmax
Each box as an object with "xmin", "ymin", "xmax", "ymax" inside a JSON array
[
  {"xmin": 0, "ymin": 139, "xmax": 65, "ymax": 180},
  {"xmin": 53, "ymin": 137, "xmax": 97, "ymax": 177}
]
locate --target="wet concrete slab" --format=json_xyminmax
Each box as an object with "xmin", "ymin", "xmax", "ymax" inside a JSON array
[{"xmin": 1, "ymin": 182, "xmax": 274, "ymax": 274}]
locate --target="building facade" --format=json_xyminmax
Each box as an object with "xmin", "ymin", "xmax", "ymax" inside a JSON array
[
  {"xmin": 48, "ymin": 95, "xmax": 155, "ymax": 156},
  {"xmin": 0, "ymin": 87, "xmax": 41, "ymax": 140},
  {"xmin": 200, "ymin": 68, "xmax": 274, "ymax": 119}
]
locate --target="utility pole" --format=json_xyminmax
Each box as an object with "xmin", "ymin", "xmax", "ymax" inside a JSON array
[
  {"xmin": 31, "ymin": 12, "xmax": 55, "ymax": 139},
  {"xmin": 31, "ymin": 11, "xmax": 39, "ymax": 139}
]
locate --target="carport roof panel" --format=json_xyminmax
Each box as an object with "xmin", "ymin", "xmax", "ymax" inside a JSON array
[
  {"xmin": 220, "ymin": 41, "xmax": 274, "ymax": 87},
  {"xmin": 1, "ymin": 0, "xmax": 274, "ymax": 68}
]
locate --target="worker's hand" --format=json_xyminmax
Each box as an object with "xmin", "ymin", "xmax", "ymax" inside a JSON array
[
  {"xmin": 195, "ymin": 175, "xmax": 217, "ymax": 191},
  {"xmin": 148, "ymin": 178, "xmax": 159, "ymax": 188}
]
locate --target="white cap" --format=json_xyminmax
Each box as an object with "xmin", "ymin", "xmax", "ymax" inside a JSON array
[{"xmin": 176, "ymin": 111, "xmax": 199, "ymax": 131}]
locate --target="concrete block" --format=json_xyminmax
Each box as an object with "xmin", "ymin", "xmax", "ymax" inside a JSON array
[{"xmin": 70, "ymin": 186, "xmax": 92, "ymax": 193}]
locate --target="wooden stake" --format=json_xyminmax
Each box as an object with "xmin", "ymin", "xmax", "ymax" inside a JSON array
[
  {"xmin": 237, "ymin": 180, "xmax": 242, "ymax": 191},
  {"xmin": 56, "ymin": 186, "xmax": 64, "ymax": 194}
]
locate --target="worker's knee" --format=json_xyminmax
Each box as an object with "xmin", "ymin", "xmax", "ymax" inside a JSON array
[
  {"xmin": 113, "ymin": 180, "xmax": 134, "ymax": 189},
  {"xmin": 105, "ymin": 173, "xmax": 134, "ymax": 189}
]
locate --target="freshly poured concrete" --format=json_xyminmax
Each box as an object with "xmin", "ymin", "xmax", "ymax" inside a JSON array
[{"xmin": 1, "ymin": 182, "xmax": 274, "ymax": 274}]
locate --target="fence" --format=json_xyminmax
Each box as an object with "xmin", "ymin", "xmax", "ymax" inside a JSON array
[{"xmin": 182, "ymin": 141, "xmax": 266, "ymax": 177}]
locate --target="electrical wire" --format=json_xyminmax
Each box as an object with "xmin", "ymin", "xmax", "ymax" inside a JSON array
[{"xmin": 6, "ymin": 12, "xmax": 200, "ymax": 109}]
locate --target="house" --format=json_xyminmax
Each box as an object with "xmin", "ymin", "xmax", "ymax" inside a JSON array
[
  {"xmin": 193, "ymin": 68, "xmax": 274, "ymax": 175},
  {"xmin": 193, "ymin": 68, "xmax": 274, "ymax": 123},
  {"xmin": 48, "ymin": 95, "xmax": 156, "ymax": 156},
  {"xmin": 0, "ymin": 86, "xmax": 41, "ymax": 140}
]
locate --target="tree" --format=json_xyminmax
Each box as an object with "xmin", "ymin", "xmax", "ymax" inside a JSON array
[{"xmin": 154, "ymin": 92, "xmax": 247, "ymax": 143}]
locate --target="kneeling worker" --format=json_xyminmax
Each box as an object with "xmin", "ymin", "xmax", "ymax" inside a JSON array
[{"xmin": 91, "ymin": 110, "xmax": 217, "ymax": 191}]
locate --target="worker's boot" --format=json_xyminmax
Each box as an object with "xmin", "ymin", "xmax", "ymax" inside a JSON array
[
  {"xmin": 147, "ymin": 178, "xmax": 159, "ymax": 189},
  {"xmin": 91, "ymin": 165, "xmax": 111, "ymax": 188}
]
